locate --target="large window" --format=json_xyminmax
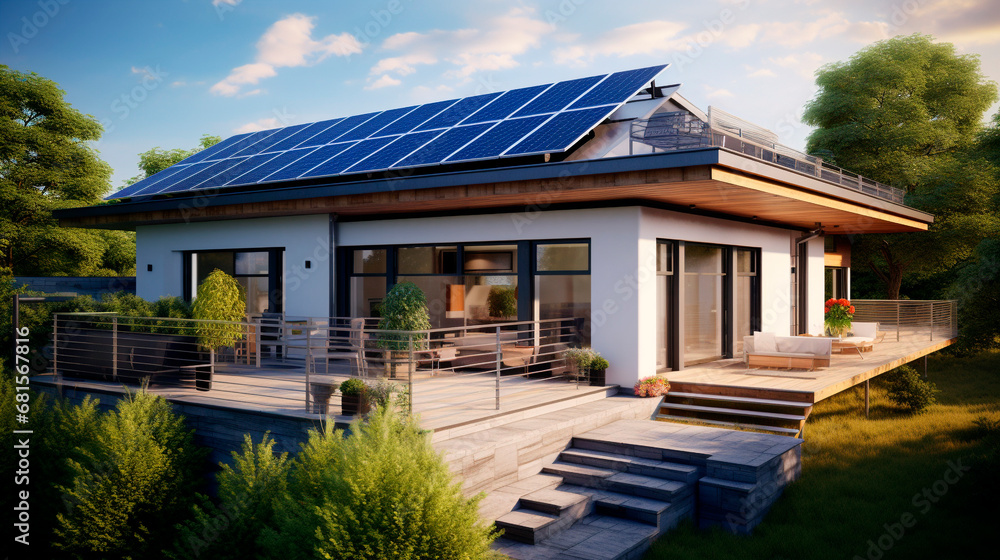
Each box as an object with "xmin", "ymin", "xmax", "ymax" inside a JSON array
[
  {"xmin": 658, "ymin": 240, "xmax": 760, "ymax": 368},
  {"xmin": 186, "ymin": 249, "xmax": 282, "ymax": 316},
  {"xmin": 340, "ymin": 240, "xmax": 590, "ymax": 342},
  {"xmin": 684, "ymin": 244, "xmax": 726, "ymax": 366}
]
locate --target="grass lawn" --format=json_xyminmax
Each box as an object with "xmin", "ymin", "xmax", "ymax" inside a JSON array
[{"xmin": 644, "ymin": 351, "xmax": 1000, "ymax": 560}]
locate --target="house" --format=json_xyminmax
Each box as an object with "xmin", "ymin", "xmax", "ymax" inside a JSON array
[{"xmin": 55, "ymin": 63, "xmax": 933, "ymax": 388}]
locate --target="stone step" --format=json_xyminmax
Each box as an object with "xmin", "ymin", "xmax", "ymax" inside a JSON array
[
  {"xmin": 570, "ymin": 434, "xmax": 715, "ymax": 466},
  {"xmin": 657, "ymin": 414, "xmax": 802, "ymax": 436},
  {"xmin": 662, "ymin": 402, "xmax": 806, "ymax": 422},
  {"xmin": 559, "ymin": 483, "xmax": 694, "ymax": 530},
  {"xmin": 542, "ymin": 462, "xmax": 691, "ymax": 503},
  {"xmin": 558, "ymin": 447, "xmax": 700, "ymax": 484},
  {"xmin": 664, "ymin": 391, "xmax": 814, "ymax": 409},
  {"xmin": 494, "ymin": 509, "xmax": 563, "ymax": 545},
  {"xmin": 518, "ymin": 488, "xmax": 590, "ymax": 517},
  {"xmin": 494, "ymin": 514, "xmax": 660, "ymax": 560}
]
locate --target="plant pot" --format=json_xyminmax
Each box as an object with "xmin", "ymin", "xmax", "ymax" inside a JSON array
[
  {"xmin": 384, "ymin": 350, "xmax": 413, "ymax": 379},
  {"xmin": 341, "ymin": 394, "xmax": 370, "ymax": 416},
  {"xmin": 310, "ymin": 382, "xmax": 336, "ymax": 414},
  {"xmin": 589, "ymin": 368, "xmax": 606, "ymax": 386}
]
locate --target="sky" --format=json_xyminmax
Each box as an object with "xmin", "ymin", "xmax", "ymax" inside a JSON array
[{"xmin": 2, "ymin": 0, "xmax": 999, "ymax": 189}]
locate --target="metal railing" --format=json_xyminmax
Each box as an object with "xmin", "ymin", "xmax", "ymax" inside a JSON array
[
  {"xmin": 49, "ymin": 313, "xmax": 587, "ymax": 417},
  {"xmin": 851, "ymin": 300, "xmax": 958, "ymax": 342},
  {"xmin": 629, "ymin": 113, "xmax": 907, "ymax": 205}
]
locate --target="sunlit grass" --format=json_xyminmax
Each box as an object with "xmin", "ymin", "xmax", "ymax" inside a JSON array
[{"xmin": 644, "ymin": 351, "xmax": 1000, "ymax": 560}]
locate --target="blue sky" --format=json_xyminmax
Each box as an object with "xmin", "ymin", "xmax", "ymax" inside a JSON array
[{"xmin": 3, "ymin": 0, "xmax": 998, "ymax": 188}]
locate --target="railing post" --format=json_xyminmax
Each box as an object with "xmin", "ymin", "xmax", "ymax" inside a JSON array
[
  {"xmin": 495, "ymin": 326, "xmax": 501, "ymax": 411},
  {"xmin": 407, "ymin": 333, "xmax": 414, "ymax": 415},
  {"xmin": 112, "ymin": 315, "xmax": 118, "ymax": 382},
  {"xmin": 896, "ymin": 303, "xmax": 901, "ymax": 342},
  {"xmin": 255, "ymin": 317, "xmax": 261, "ymax": 367}
]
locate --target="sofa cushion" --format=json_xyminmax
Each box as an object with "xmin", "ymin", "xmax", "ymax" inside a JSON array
[{"xmin": 754, "ymin": 332, "xmax": 777, "ymax": 353}]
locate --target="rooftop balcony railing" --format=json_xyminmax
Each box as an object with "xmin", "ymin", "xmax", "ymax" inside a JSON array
[{"xmin": 630, "ymin": 112, "xmax": 907, "ymax": 206}]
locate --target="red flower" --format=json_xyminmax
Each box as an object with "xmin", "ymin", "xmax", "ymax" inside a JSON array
[
  {"xmin": 838, "ymin": 298, "xmax": 850, "ymax": 307},
  {"xmin": 826, "ymin": 298, "xmax": 836, "ymax": 307},
  {"xmin": 824, "ymin": 307, "xmax": 830, "ymax": 314},
  {"xmin": 849, "ymin": 305, "xmax": 856, "ymax": 314}
]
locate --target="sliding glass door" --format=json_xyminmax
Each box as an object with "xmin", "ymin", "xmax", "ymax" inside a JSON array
[{"xmin": 684, "ymin": 244, "xmax": 726, "ymax": 366}]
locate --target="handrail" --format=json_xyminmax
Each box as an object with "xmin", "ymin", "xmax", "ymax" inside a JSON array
[
  {"xmin": 851, "ymin": 299, "xmax": 958, "ymax": 342},
  {"xmin": 630, "ymin": 114, "xmax": 908, "ymax": 206}
]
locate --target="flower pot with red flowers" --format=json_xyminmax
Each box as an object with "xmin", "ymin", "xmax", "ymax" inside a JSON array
[
  {"xmin": 824, "ymin": 298, "xmax": 855, "ymax": 338},
  {"xmin": 634, "ymin": 375, "xmax": 670, "ymax": 397}
]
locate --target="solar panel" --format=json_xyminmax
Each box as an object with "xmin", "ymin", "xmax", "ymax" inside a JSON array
[
  {"xmin": 225, "ymin": 148, "xmax": 316, "ymax": 185},
  {"xmin": 260, "ymin": 144, "xmax": 355, "ymax": 183},
  {"xmin": 512, "ymin": 75, "xmax": 604, "ymax": 117},
  {"xmin": 375, "ymin": 100, "xmax": 455, "ymax": 137},
  {"xmin": 156, "ymin": 157, "xmax": 250, "ymax": 194},
  {"xmin": 446, "ymin": 116, "xmax": 549, "ymax": 162},
  {"xmin": 460, "ymin": 85, "xmax": 550, "ymax": 124},
  {"xmin": 231, "ymin": 123, "xmax": 309, "ymax": 157},
  {"xmin": 197, "ymin": 153, "xmax": 280, "ymax": 189},
  {"xmin": 338, "ymin": 107, "xmax": 415, "ymax": 141},
  {"xmin": 177, "ymin": 133, "xmax": 252, "ymax": 165},
  {"xmin": 266, "ymin": 119, "xmax": 341, "ymax": 153},
  {"xmin": 344, "ymin": 130, "xmax": 444, "ymax": 173},
  {"xmin": 569, "ymin": 66, "xmax": 664, "ymax": 109},
  {"xmin": 507, "ymin": 106, "xmax": 616, "ymax": 156},
  {"xmin": 415, "ymin": 93, "xmax": 502, "ymax": 131},
  {"xmin": 392, "ymin": 123, "xmax": 494, "ymax": 168},
  {"xmin": 106, "ymin": 63, "xmax": 668, "ymax": 199},
  {"xmin": 294, "ymin": 113, "xmax": 379, "ymax": 148},
  {"xmin": 304, "ymin": 136, "xmax": 398, "ymax": 177}
]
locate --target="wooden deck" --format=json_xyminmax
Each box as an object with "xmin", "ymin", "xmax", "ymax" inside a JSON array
[{"xmin": 670, "ymin": 329, "xmax": 956, "ymax": 403}]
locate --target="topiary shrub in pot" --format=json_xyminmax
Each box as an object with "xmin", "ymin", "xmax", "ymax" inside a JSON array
[
  {"xmin": 376, "ymin": 282, "xmax": 431, "ymax": 379},
  {"xmin": 339, "ymin": 378, "xmax": 368, "ymax": 416},
  {"xmin": 192, "ymin": 269, "xmax": 246, "ymax": 382}
]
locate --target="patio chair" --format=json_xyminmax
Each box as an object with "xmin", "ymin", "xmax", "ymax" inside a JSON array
[{"xmin": 306, "ymin": 318, "xmax": 368, "ymax": 376}]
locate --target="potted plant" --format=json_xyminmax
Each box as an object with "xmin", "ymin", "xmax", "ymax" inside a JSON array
[
  {"xmin": 824, "ymin": 298, "xmax": 855, "ymax": 338},
  {"xmin": 564, "ymin": 347, "xmax": 597, "ymax": 382},
  {"xmin": 376, "ymin": 282, "xmax": 431, "ymax": 379},
  {"xmin": 634, "ymin": 375, "xmax": 670, "ymax": 397},
  {"xmin": 589, "ymin": 356, "xmax": 609, "ymax": 386},
  {"xmin": 487, "ymin": 285, "xmax": 517, "ymax": 320},
  {"xmin": 192, "ymin": 269, "xmax": 246, "ymax": 388},
  {"xmin": 309, "ymin": 381, "xmax": 340, "ymax": 415},
  {"xmin": 340, "ymin": 378, "xmax": 368, "ymax": 416}
]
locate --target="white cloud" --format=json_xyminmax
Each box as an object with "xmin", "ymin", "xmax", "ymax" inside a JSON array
[
  {"xmin": 234, "ymin": 117, "xmax": 281, "ymax": 133},
  {"xmin": 554, "ymin": 20, "xmax": 689, "ymax": 64},
  {"xmin": 705, "ymin": 86, "xmax": 735, "ymax": 99},
  {"xmin": 368, "ymin": 7, "xmax": 551, "ymax": 85},
  {"xmin": 745, "ymin": 66, "xmax": 776, "ymax": 78},
  {"xmin": 756, "ymin": 12, "xmax": 887, "ymax": 48},
  {"xmin": 769, "ymin": 52, "xmax": 825, "ymax": 77},
  {"xmin": 211, "ymin": 14, "xmax": 362, "ymax": 97},
  {"xmin": 365, "ymin": 74, "xmax": 402, "ymax": 90},
  {"xmin": 212, "ymin": 0, "xmax": 241, "ymax": 5}
]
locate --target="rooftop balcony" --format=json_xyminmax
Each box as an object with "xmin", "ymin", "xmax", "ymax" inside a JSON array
[{"xmin": 630, "ymin": 111, "xmax": 907, "ymax": 206}]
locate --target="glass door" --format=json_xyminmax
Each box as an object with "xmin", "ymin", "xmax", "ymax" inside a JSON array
[{"xmin": 684, "ymin": 244, "xmax": 725, "ymax": 366}]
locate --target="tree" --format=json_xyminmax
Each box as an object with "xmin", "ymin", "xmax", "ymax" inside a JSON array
[
  {"xmin": 803, "ymin": 35, "xmax": 998, "ymax": 299},
  {"xmin": 0, "ymin": 66, "xmax": 134, "ymax": 276},
  {"xmin": 123, "ymin": 134, "xmax": 221, "ymax": 187}
]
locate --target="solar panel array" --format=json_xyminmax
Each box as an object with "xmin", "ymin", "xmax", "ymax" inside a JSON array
[{"xmin": 110, "ymin": 64, "xmax": 667, "ymax": 199}]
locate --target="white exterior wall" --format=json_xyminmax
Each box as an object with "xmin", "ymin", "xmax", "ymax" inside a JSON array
[
  {"xmin": 340, "ymin": 207, "xmax": 643, "ymax": 387},
  {"xmin": 806, "ymin": 237, "xmax": 826, "ymax": 335},
  {"xmin": 135, "ymin": 215, "xmax": 331, "ymax": 317}
]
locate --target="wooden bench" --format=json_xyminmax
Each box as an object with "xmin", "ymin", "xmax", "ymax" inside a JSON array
[{"xmin": 747, "ymin": 351, "xmax": 823, "ymax": 370}]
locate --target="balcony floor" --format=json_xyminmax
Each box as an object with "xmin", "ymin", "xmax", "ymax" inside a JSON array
[{"xmin": 670, "ymin": 328, "xmax": 956, "ymax": 403}]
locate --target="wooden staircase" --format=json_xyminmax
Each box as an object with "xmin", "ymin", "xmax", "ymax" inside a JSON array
[{"xmin": 657, "ymin": 382, "xmax": 815, "ymax": 436}]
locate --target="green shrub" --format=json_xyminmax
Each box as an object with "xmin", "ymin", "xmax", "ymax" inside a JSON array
[
  {"xmin": 54, "ymin": 388, "xmax": 206, "ymax": 558},
  {"xmin": 172, "ymin": 433, "xmax": 290, "ymax": 560},
  {"xmin": 885, "ymin": 365, "xmax": 939, "ymax": 413},
  {"xmin": 100, "ymin": 291, "xmax": 153, "ymax": 318},
  {"xmin": 339, "ymin": 377, "xmax": 366, "ymax": 396},
  {"xmin": 262, "ymin": 406, "xmax": 499, "ymax": 560},
  {"xmin": 487, "ymin": 285, "xmax": 517, "ymax": 318},
  {"xmin": 591, "ymin": 356, "xmax": 610, "ymax": 370},
  {"xmin": 377, "ymin": 282, "xmax": 431, "ymax": 351},
  {"xmin": 192, "ymin": 270, "xmax": 246, "ymax": 350}
]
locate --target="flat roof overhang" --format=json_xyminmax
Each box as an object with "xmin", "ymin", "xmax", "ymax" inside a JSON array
[{"xmin": 55, "ymin": 148, "xmax": 931, "ymax": 234}]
